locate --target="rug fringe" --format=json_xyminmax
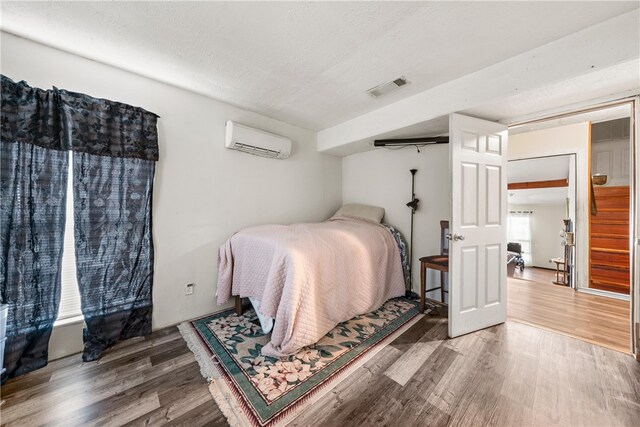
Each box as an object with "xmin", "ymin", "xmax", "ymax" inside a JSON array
[
  {"xmin": 180, "ymin": 322, "xmax": 253, "ymax": 426},
  {"xmin": 209, "ymin": 381, "xmax": 252, "ymax": 427},
  {"xmin": 178, "ymin": 322, "xmax": 220, "ymax": 381}
]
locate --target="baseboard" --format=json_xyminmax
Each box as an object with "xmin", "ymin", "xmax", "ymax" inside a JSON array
[
  {"xmin": 508, "ymin": 317, "xmax": 631, "ymax": 355},
  {"xmin": 49, "ymin": 321, "xmax": 84, "ymax": 361},
  {"xmin": 530, "ymin": 266, "xmax": 557, "ymax": 271},
  {"xmin": 577, "ymin": 287, "xmax": 631, "ymax": 301}
]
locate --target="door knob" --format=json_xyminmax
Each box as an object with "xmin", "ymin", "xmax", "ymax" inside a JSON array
[{"xmin": 446, "ymin": 233, "xmax": 465, "ymax": 241}]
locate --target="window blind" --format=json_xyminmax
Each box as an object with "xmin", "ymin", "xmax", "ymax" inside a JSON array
[{"xmin": 57, "ymin": 152, "xmax": 83, "ymax": 321}]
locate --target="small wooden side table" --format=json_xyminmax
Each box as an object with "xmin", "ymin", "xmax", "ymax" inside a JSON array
[{"xmin": 550, "ymin": 257, "xmax": 566, "ymax": 285}]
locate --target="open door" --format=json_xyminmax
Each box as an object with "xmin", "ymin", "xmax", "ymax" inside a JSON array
[{"xmin": 449, "ymin": 113, "xmax": 508, "ymax": 338}]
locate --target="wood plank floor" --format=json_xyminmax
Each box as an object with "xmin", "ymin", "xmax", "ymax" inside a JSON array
[
  {"xmin": 512, "ymin": 266, "xmax": 557, "ymax": 285},
  {"xmin": 507, "ymin": 277, "xmax": 631, "ymax": 353},
  {"xmin": 0, "ymin": 327, "xmax": 226, "ymax": 426},
  {"xmin": 2, "ymin": 307, "xmax": 639, "ymax": 426}
]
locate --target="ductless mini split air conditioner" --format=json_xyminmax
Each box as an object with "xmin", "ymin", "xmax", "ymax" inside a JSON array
[{"xmin": 225, "ymin": 121, "xmax": 291, "ymax": 159}]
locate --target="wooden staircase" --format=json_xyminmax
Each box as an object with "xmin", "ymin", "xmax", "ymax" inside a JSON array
[{"xmin": 589, "ymin": 186, "xmax": 630, "ymax": 294}]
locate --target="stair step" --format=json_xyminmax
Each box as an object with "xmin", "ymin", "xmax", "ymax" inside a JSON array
[
  {"xmin": 590, "ymin": 233, "xmax": 629, "ymax": 239},
  {"xmin": 591, "ymin": 247, "xmax": 629, "ymax": 254},
  {"xmin": 593, "ymin": 207, "xmax": 628, "ymax": 213},
  {"xmin": 590, "ymin": 250, "xmax": 629, "ymax": 271},
  {"xmin": 591, "ymin": 211, "xmax": 630, "ymax": 221},
  {"xmin": 590, "ymin": 223, "xmax": 629, "ymax": 235},
  {"xmin": 594, "ymin": 199, "xmax": 630, "ymax": 210},
  {"xmin": 594, "ymin": 195, "xmax": 630, "ymax": 200},
  {"xmin": 590, "ymin": 262, "xmax": 629, "ymax": 271},
  {"xmin": 590, "ymin": 219, "xmax": 629, "ymax": 225},
  {"xmin": 589, "ymin": 280, "xmax": 630, "ymax": 294},
  {"xmin": 593, "ymin": 186, "xmax": 629, "ymax": 197},
  {"xmin": 591, "ymin": 236, "xmax": 630, "ymax": 251},
  {"xmin": 590, "ymin": 266, "xmax": 629, "ymax": 284}
]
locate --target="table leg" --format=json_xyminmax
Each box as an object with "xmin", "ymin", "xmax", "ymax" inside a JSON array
[
  {"xmin": 235, "ymin": 295, "xmax": 243, "ymax": 316},
  {"xmin": 420, "ymin": 262, "xmax": 426, "ymax": 313}
]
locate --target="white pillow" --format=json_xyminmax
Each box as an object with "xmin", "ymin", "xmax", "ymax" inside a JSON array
[{"xmin": 332, "ymin": 204, "xmax": 385, "ymax": 223}]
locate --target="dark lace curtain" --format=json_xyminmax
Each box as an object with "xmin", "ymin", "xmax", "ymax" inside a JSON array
[
  {"xmin": 58, "ymin": 88, "xmax": 158, "ymax": 362},
  {"xmin": 1, "ymin": 78, "xmax": 68, "ymax": 380},
  {"xmin": 1, "ymin": 75, "xmax": 159, "ymax": 380},
  {"xmin": 73, "ymin": 152, "xmax": 155, "ymax": 361}
]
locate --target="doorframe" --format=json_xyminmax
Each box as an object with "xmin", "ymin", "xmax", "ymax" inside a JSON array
[
  {"xmin": 633, "ymin": 96, "xmax": 639, "ymax": 361},
  {"xmin": 507, "ymin": 97, "xmax": 638, "ymax": 358},
  {"xmin": 508, "ymin": 151, "xmax": 585, "ymax": 289},
  {"xmin": 507, "ymin": 153, "xmax": 578, "ymax": 288}
]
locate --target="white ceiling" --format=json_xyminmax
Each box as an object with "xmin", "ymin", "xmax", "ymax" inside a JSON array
[
  {"xmin": 508, "ymin": 187, "xmax": 569, "ymax": 206},
  {"xmin": 465, "ymin": 59, "xmax": 639, "ymax": 131},
  {"xmin": 1, "ymin": 1, "xmax": 637, "ymax": 131},
  {"xmin": 508, "ymin": 153, "xmax": 571, "ymax": 207},
  {"xmin": 508, "ymin": 156, "xmax": 569, "ymax": 209},
  {"xmin": 508, "ymin": 155, "xmax": 571, "ymax": 183}
]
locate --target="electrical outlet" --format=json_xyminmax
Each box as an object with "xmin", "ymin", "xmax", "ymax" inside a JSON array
[{"xmin": 185, "ymin": 283, "xmax": 195, "ymax": 295}]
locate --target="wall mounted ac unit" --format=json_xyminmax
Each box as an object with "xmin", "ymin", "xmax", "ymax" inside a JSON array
[{"xmin": 225, "ymin": 121, "xmax": 291, "ymax": 159}]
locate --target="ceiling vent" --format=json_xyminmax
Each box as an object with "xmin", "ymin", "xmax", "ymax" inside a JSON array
[{"xmin": 366, "ymin": 76, "xmax": 410, "ymax": 98}]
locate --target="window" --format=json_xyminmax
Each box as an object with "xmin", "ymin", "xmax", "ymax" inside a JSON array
[
  {"xmin": 508, "ymin": 212, "xmax": 533, "ymax": 266},
  {"xmin": 57, "ymin": 152, "xmax": 83, "ymax": 322}
]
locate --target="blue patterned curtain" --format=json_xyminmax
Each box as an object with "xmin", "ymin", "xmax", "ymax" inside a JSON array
[
  {"xmin": 1, "ymin": 75, "xmax": 159, "ymax": 378},
  {"xmin": 1, "ymin": 77, "xmax": 68, "ymax": 381},
  {"xmin": 72, "ymin": 153, "xmax": 155, "ymax": 361},
  {"xmin": 57, "ymin": 89, "xmax": 158, "ymax": 362}
]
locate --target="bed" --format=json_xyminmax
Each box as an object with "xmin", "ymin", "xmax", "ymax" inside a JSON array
[{"xmin": 216, "ymin": 204, "xmax": 408, "ymax": 358}]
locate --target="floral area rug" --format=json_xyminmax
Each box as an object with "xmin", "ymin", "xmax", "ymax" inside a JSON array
[{"xmin": 179, "ymin": 297, "xmax": 428, "ymax": 427}]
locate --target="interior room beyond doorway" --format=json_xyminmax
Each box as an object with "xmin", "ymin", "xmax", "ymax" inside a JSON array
[
  {"xmin": 508, "ymin": 155, "xmax": 575, "ymax": 288},
  {"xmin": 506, "ymin": 106, "xmax": 634, "ymax": 355}
]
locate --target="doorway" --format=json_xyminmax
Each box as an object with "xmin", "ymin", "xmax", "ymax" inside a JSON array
[
  {"xmin": 589, "ymin": 117, "xmax": 632, "ymax": 296},
  {"xmin": 508, "ymin": 154, "xmax": 576, "ymax": 288},
  {"xmin": 505, "ymin": 103, "xmax": 635, "ymax": 354}
]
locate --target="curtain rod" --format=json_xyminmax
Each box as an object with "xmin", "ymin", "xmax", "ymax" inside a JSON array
[{"xmin": 373, "ymin": 136, "xmax": 449, "ymax": 146}]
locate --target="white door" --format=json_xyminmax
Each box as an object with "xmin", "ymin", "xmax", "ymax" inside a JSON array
[{"xmin": 449, "ymin": 113, "xmax": 508, "ymax": 338}]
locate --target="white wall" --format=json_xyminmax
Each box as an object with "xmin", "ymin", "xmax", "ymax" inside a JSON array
[
  {"xmin": 591, "ymin": 137, "xmax": 630, "ymax": 186},
  {"xmin": 1, "ymin": 32, "xmax": 342, "ymax": 358},
  {"xmin": 342, "ymin": 145, "xmax": 451, "ymax": 300},
  {"xmin": 509, "ymin": 204, "xmax": 566, "ymax": 269},
  {"xmin": 508, "ymin": 123, "xmax": 589, "ymax": 287}
]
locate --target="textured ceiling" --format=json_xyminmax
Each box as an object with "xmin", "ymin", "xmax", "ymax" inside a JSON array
[
  {"xmin": 464, "ymin": 59, "xmax": 640, "ymax": 127},
  {"xmin": 508, "ymin": 156, "xmax": 571, "ymax": 183},
  {"xmin": 508, "ymin": 156, "xmax": 571, "ymax": 206},
  {"xmin": 508, "ymin": 187, "xmax": 568, "ymax": 206},
  {"xmin": 1, "ymin": 1, "xmax": 637, "ymax": 130}
]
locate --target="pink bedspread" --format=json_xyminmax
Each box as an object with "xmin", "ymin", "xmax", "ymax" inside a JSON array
[{"xmin": 216, "ymin": 216, "xmax": 405, "ymax": 357}]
